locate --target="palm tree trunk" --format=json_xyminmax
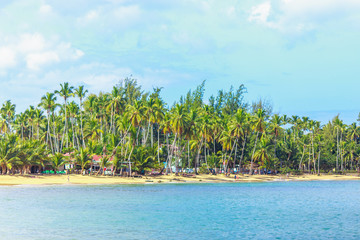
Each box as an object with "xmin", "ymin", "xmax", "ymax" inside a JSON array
[
  {"xmin": 80, "ymin": 99, "xmax": 85, "ymax": 148},
  {"xmin": 157, "ymin": 127, "xmax": 160, "ymax": 163},
  {"xmin": 250, "ymin": 131, "xmax": 259, "ymax": 175},
  {"xmin": 213, "ymin": 134, "xmax": 216, "ymax": 154},
  {"xmin": 144, "ymin": 120, "xmax": 151, "ymax": 146},
  {"xmin": 166, "ymin": 133, "xmax": 169, "ymax": 169},
  {"xmin": 204, "ymin": 137, "xmax": 210, "ymax": 172},
  {"xmin": 195, "ymin": 138, "xmax": 203, "ymax": 175},
  {"xmin": 239, "ymin": 134, "xmax": 247, "ymax": 173},
  {"xmin": 47, "ymin": 112, "xmax": 54, "ymax": 153},
  {"xmin": 151, "ymin": 123, "xmax": 154, "ymax": 148},
  {"xmin": 318, "ymin": 149, "xmax": 321, "ymax": 174},
  {"xmin": 109, "ymin": 104, "xmax": 114, "ymax": 134},
  {"xmin": 226, "ymin": 138, "xmax": 236, "ymax": 172},
  {"xmin": 45, "ymin": 112, "xmax": 49, "ymax": 147},
  {"xmin": 128, "ymin": 145, "xmax": 134, "ymax": 177},
  {"xmin": 308, "ymin": 150, "xmax": 311, "ymax": 172},
  {"xmin": 299, "ymin": 145, "xmax": 306, "ymax": 171},
  {"xmin": 274, "ymin": 135, "xmax": 277, "ymax": 161},
  {"xmin": 187, "ymin": 140, "xmax": 190, "ymax": 168},
  {"xmin": 37, "ymin": 124, "xmax": 39, "ymax": 140},
  {"xmin": 65, "ymin": 98, "xmax": 69, "ymax": 149},
  {"xmin": 53, "ymin": 120, "xmax": 59, "ymax": 153},
  {"xmin": 336, "ymin": 128, "xmax": 339, "ymax": 171},
  {"xmin": 340, "ymin": 132, "xmax": 344, "ymax": 171},
  {"xmin": 312, "ymin": 132, "xmax": 315, "ymax": 173},
  {"xmin": 71, "ymin": 118, "xmax": 76, "ymax": 149},
  {"xmin": 234, "ymin": 141, "xmax": 238, "ymax": 170},
  {"xmin": 167, "ymin": 133, "xmax": 177, "ymax": 174}
]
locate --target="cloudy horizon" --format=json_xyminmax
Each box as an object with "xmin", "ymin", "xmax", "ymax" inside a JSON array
[{"xmin": 0, "ymin": 0, "xmax": 359, "ymax": 123}]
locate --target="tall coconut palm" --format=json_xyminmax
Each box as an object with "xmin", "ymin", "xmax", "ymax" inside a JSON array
[
  {"xmin": 154, "ymin": 98, "xmax": 165, "ymax": 163},
  {"xmin": 1, "ymin": 100, "xmax": 16, "ymax": 133},
  {"xmin": 33, "ymin": 108, "xmax": 45, "ymax": 141},
  {"xmin": 39, "ymin": 92, "xmax": 58, "ymax": 153},
  {"xmin": 55, "ymin": 82, "xmax": 74, "ymax": 151},
  {"xmin": 230, "ymin": 108, "xmax": 247, "ymax": 171},
  {"xmin": 219, "ymin": 127, "xmax": 235, "ymax": 172},
  {"xmin": 74, "ymin": 85, "xmax": 88, "ymax": 148},
  {"xmin": 169, "ymin": 104, "xmax": 188, "ymax": 173},
  {"xmin": 68, "ymin": 101, "xmax": 80, "ymax": 149},
  {"xmin": 270, "ymin": 114, "xmax": 283, "ymax": 162},
  {"xmin": 250, "ymin": 109, "xmax": 266, "ymax": 174},
  {"xmin": 254, "ymin": 136, "xmax": 272, "ymax": 171},
  {"xmin": 333, "ymin": 116, "xmax": 343, "ymax": 171}
]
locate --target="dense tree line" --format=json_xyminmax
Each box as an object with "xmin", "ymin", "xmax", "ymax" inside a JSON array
[{"xmin": 0, "ymin": 78, "xmax": 359, "ymax": 175}]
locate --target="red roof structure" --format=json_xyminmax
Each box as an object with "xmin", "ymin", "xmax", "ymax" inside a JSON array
[{"xmin": 92, "ymin": 155, "xmax": 114, "ymax": 162}]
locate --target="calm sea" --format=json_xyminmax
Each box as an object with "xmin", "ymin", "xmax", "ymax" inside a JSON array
[{"xmin": 0, "ymin": 181, "xmax": 359, "ymax": 240}]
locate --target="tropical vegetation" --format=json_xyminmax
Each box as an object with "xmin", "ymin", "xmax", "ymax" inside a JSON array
[{"xmin": 1, "ymin": 78, "xmax": 360, "ymax": 176}]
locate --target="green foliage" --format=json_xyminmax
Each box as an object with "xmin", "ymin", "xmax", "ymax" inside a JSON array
[
  {"xmin": 199, "ymin": 163, "xmax": 209, "ymax": 174},
  {"xmin": 1, "ymin": 79, "xmax": 360, "ymax": 176}
]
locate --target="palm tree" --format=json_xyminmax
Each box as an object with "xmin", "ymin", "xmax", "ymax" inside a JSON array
[
  {"xmin": 0, "ymin": 135, "xmax": 19, "ymax": 174},
  {"xmin": 219, "ymin": 128, "xmax": 235, "ymax": 172},
  {"xmin": 1, "ymin": 100, "xmax": 16, "ymax": 133},
  {"xmin": 67, "ymin": 101, "xmax": 80, "ymax": 149},
  {"xmin": 161, "ymin": 113, "xmax": 172, "ymax": 173},
  {"xmin": 55, "ymin": 82, "xmax": 74, "ymax": 151},
  {"xmin": 199, "ymin": 106, "xmax": 213, "ymax": 171},
  {"xmin": 169, "ymin": 104, "xmax": 188, "ymax": 173},
  {"xmin": 254, "ymin": 137, "xmax": 272, "ymax": 172},
  {"xmin": 74, "ymin": 85, "xmax": 88, "ymax": 148},
  {"xmin": 230, "ymin": 108, "xmax": 247, "ymax": 171},
  {"xmin": 111, "ymin": 151, "xmax": 123, "ymax": 176},
  {"xmin": 125, "ymin": 100, "xmax": 143, "ymax": 148},
  {"xmin": 39, "ymin": 92, "xmax": 58, "ymax": 153},
  {"xmin": 73, "ymin": 148, "xmax": 92, "ymax": 174},
  {"xmin": 14, "ymin": 113, "xmax": 26, "ymax": 140},
  {"xmin": 98, "ymin": 155, "xmax": 111, "ymax": 176},
  {"xmin": 154, "ymin": 98, "xmax": 165, "ymax": 163},
  {"xmin": 333, "ymin": 116, "xmax": 343, "ymax": 171},
  {"xmin": 50, "ymin": 153, "xmax": 67, "ymax": 174},
  {"xmin": 270, "ymin": 114, "xmax": 283, "ymax": 162},
  {"xmin": 250, "ymin": 109, "xmax": 266, "ymax": 174},
  {"xmin": 132, "ymin": 146, "xmax": 155, "ymax": 174},
  {"xmin": 33, "ymin": 108, "xmax": 45, "ymax": 140}
]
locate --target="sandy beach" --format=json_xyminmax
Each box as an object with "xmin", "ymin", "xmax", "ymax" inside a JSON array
[{"xmin": 0, "ymin": 174, "xmax": 359, "ymax": 186}]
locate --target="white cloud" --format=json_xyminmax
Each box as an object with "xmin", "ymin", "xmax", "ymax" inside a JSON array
[
  {"xmin": 39, "ymin": 4, "xmax": 52, "ymax": 14},
  {"xmin": 248, "ymin": 0, "xmax": 360, "ymax": 34},
  {"xmin": 26, "ymin": 51, "xmax": 59, "ymax": 70},
  {"xmin": 18, "ymin": 33, "xmax": 46, "ymax": 53},
  {"xmin": 113, "ymin": 5, "xmax": 141, "ymax": 22},
  {"xmin": 56, "ymin": 42, "xmax": 84, "ymax": 61},
  {"xmin": 85, "ymin": 10, "xmax": 98, "ymax": 21},
  {"xmin": 0, "ymin": 33, "xmax": 83, "ymax": 72},
  {"xmin": 77, "ymin": 9, "xmax": 99, "ymax": 24},
  {"xmin": 77, "ymin": 5, "xmax": 141, "ymax": 28},
  {"xmin": 0, "ymin": 47, "xmax": 16, "ymax": 69},
  {"xmin": 226, "ymin": 6, "xmax": 236, "ymax": 17},
  {"xmin": 248, "ymin": 2, "xmax": 271, "ymax": 24}
]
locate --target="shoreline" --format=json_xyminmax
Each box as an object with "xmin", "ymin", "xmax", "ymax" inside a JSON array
[{"xmin": 0, "ymin": 174, "xmax": 360, "ymax": 186}]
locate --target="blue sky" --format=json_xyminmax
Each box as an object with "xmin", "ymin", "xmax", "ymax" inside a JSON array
[{"xmin": 0, "ymin": 0, "xmax": 359, "ymax": 123}]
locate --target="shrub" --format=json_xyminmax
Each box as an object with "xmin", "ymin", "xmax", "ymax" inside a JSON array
[{"xmin": 199, "ymin": 163, "xmax": 209, "ymax": 174}]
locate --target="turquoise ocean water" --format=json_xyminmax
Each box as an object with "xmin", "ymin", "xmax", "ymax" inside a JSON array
[{"xmin": 0, "ymin": 181, "xmax": 359, "ymax": 240}]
